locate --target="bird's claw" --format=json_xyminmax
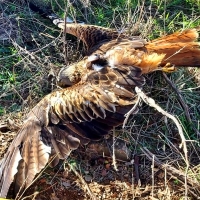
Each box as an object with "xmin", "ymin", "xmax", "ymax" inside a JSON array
[{"xmin": 162, "ymin": 63, "xmax": 176, "ymax": 73}]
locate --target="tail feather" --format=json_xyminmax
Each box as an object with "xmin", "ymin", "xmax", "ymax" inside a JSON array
[
  {"xmin": 150, "ymin": 29, "xmax": 199, "ymax": 43},
  {"xmin": 146, "ymin": 29, "xmax": 200, "ymax": 67}
]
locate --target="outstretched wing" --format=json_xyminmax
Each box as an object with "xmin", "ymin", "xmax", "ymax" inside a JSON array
[
  {"xmin": 28, "ymin": 1, "xmax": 121, "ymax": 53},
  {"xmin": 58, "ymin": 29, "xmax": 200, "ymax": 87},
  {"xmin": 0, "ymin": 64, "xmax": 145, "ymax": 198}
]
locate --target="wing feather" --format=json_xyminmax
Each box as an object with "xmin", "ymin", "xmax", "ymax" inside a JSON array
[{"xmin": 0, "ymin": 64, "xmax": 145, "ymax": 197}]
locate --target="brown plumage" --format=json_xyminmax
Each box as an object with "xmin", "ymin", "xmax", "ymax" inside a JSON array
[
  {"xmin": 58, "ymin": 28, "xmax": 200, "ymax": 87},
  {"xmin": 51, "ymin": 17, "xmax": 200, "ymax": 83},
  {"xmin": 47, "ymin": 14, "xmax": 200, "ymax": 67},
  {"xmin": 0, "ymin": 62, "xmax": 145, "ymax": 198},
  {"xmin": 51, "ymin": 17, "xmax": 123, "ymax": 53},
  {"xmin": 1, "ymin": 15, "xmax": 200, "ymax": 198}
]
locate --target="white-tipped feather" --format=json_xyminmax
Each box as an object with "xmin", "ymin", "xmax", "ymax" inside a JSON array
[{"xmin": 92, "ymin": 64, "xmax": 104, "ymax": 71}]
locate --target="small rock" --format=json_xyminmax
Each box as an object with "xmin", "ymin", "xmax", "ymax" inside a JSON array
[
  {"xmin": 62, "ymin": 180, "xmax": 71, "ymax": 188},
  {"xmin": 84, "ymin": 175, "xmax": 92, "ymax": 182}
]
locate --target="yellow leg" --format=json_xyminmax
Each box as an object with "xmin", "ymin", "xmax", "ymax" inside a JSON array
[{"xmin": 162, "ymin": 63, "xmax": 176, "ymax": 73}]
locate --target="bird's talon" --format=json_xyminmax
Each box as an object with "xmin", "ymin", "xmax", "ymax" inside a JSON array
[{"xmin": 162, "ymin": 63, "xmax": 176, "ymax": 73}]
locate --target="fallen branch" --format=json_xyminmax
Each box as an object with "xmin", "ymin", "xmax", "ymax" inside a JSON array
[
  {"xmin": 141, "ymin": 147, "xmax": 200, "ymax": 198},
  {"xmin": 162, "ymin": 72, "xmax": 200, "ymax": 136},
  {"xmin": 162, "ymin": 73, "xmax": 191, "ymax": 123},
  {"xmin": 112, "ymin": 127, "xmax": 118, "ymax": 171},
  {"xmin": 134, "ymin": 86, "xmax": 189, "ymax": 198},
  {"xmin": 134, "ymin": 86, "xmax": 188, "ymax": 165},
  {"xmin": 123, "ymin": 97, "xmax": 140, "ymax": 128}
]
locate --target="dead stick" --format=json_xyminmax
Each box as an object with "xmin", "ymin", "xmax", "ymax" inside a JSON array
[
  {"xmin": 163, "ymin": 72, "xmax": 200, "ymax": 136},
  {"xmin": 141, "ymin": 147, "xmax": 200, "ymax": 198},
  {"xmin": 162, "ymin": 72, "xmax": 192, "ymax": 123},
  {"xmin": 135, "ymin": 86, "xmax": 189, "ymax": 198},
  {"xmin": 135, "ymin": 86, "xmax": 188, "ymax": 165},
  {"xmin": 63, "ymin": 6, "xmax": 69, "ymax": 66}
]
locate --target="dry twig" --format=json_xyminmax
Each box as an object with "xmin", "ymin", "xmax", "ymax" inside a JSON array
[
  {"xmin": 112, "ymin": 127, "xmax": 118, "ymax": 171},
  {"xmin": 162, "ymin": 72, "xmax": 200, "ymax": 136},
  {"xmin": 123, "ymin": 97, "xmax": 140, "ymax": 128},
  {"xmin": 134, "ymin": 86, "xmax": 189, "ymax": 198},
  {"xmin": 141, "ymin": 147, "xmax": 200, "ymax": 198},
  {"xmin": 162, "ymin": 73, "xmax": 191, "ymax": 123},
  {"xmin": 135, "ymin": 86, "xmax": 188, "ymax": 165}
]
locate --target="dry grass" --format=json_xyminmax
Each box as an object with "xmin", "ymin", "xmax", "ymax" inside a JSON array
[{"xmin": 0, "ymin": 0, "xmax": 200, "ymax": 199}]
